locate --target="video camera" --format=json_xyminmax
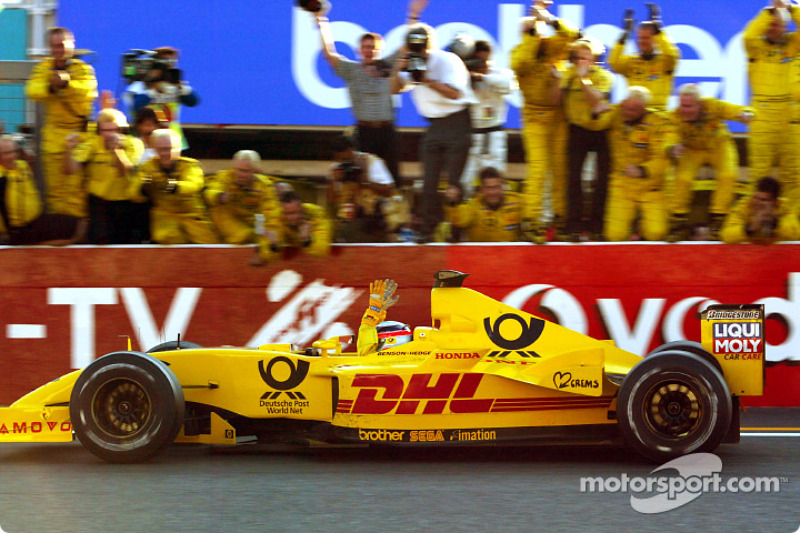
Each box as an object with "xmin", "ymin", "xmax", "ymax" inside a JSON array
[
  {"xmin": 335, "ymin": 160, "xmax": 363, "ymax": 183},
  {"xmin": 404, "ymin": 27, "xmax": 429, "ymax": 83},
  {"xmin": 121, "ymin": 49, "xmax": 182, "ymax": 84}
]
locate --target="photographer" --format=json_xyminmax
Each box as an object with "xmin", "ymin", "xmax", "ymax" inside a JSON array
[
  {"xmin": 460, "ymin": 40, "xmax": 517, "ymax": 197},
  {"xmin": 328, "ymin": 135, "xmax": 407, "ymax": 242},
  {"xmin": 204, "ymin": 150, "xmax": 281, "ymax": 244},
  {"xmin": 313, "ymin": 7, "xmax": 400, "ymax": 185},
  {"xmin": 390, "ymin": 0, "xmax": 477, "ymax": 243},
  {"xmin": 720, "ymin": 177, "xmax": 800, "ymax": 244},
  {"xmin": 123, "ymin": 47, "xmax": 199, "ymax": 150},
  {"xmin": 132, "ymin": 129, "xmax": 218, "ymax": 244},
  {"xmin": 64, "ymin": 108, "xmax": 143, "ymax": 244}
]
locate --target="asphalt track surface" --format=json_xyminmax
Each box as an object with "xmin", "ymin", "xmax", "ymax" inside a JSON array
[{"xmin": 0, "ymin": 408, "xmax": 798, "ymax": 533}]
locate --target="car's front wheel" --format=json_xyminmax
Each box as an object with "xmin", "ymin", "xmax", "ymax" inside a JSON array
[
  {"xmin": 69, "ymin": 351, "xmax": 185, "ymax": 463},
  {"xmin": 616, "ymin": 350, "xmax": 732, "ymax": 462}
]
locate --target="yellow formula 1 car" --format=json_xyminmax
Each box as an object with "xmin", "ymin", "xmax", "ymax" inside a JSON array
[{"xmin": 0, "ymin": 271, "xmax": 765, "ymax": 463}]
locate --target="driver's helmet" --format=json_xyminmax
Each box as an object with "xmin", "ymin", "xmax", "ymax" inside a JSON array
[{"xmin": 376, "ymin": 321, "xmax": 413, "ymax": 351}]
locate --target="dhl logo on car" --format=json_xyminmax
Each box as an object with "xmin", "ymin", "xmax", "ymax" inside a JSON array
[{"xmin": 337, "ymin": 373, "xmax": 612, "ymax": 416}]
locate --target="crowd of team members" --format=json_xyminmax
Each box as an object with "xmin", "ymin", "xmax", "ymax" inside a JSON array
[
  {"xmin": 317, "ymin": 0, "xmax": 800, "ymax": 245},
  {"xmin": 3, "ymin": 1, "xmax": 799, "ymax": 261}
]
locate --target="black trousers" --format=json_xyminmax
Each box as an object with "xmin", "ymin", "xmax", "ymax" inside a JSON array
[
  {"xmin": 566, "ymin": 124, "xmax": 610, "ymax": 235},
  {"xmin": 418, "ymin": 107, "xmax": 472, "ymax": 235},
  {"xmin": 88, "ymin": 194, "xmax": 137, "ymax": 244},
  {"xmin": 356, "ymin": 122, "xmax": 400, "ymax": 186}
]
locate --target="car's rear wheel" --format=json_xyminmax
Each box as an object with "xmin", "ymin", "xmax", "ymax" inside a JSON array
[
  {"xmin": 147, "ymin": 340, "xmax": 203, "ymax": 353},
  {"xmin": 617, "ymin": 350, "xmax": 732, "ymax": 462},
  {"xmin": 70, "ymin": 351, "xmax": 185, "ymax": 463},
  {"xmin": 647, "ymin": 340, "xmax": 722, "ymax": 373}
]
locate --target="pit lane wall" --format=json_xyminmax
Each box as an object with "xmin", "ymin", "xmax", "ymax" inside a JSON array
[{"xmin": 0, "ymin": 244, "xmax": 797, "ymax": 407}]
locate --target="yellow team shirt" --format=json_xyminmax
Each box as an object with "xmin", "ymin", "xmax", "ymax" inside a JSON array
[
  {"xmin": 134, "ymin": 156, "xmax": 208, "ymax": 213},
  {"xmin": 598, "ymin": 106, "xmax": 676, "ymax": 186},
  {"xmin": 25, "ymin": 58, "xmax": 98, "ymax": 148},
  {"xmin": 204, "ymin": 169, "xmax": 280, "ymax": 222},
  {"xmin": 262, "ymin": 203, "xmax": 332, "ymax": 258},
  {"xmin": 445, "ymin": 191, "xmax": 522, "ymax": 242},
  {"xmin": 72, "ymin": 135, "xmax": 143, "ymax": 201},
  {"xmin": 744, "ymin": 8, "xmax": 800, "ymax": 102},
  {"xmin": 511, "ymin": 19, "xmax": 580, "ymax": 109},
  {"xmin": 0, "ymin": 160, "xmax": 42, "ymax": 232},
  {"xmin": 608, "ymin": 31, "xmax": 680, "ymax": 110},
  {"xmin": 562, "ymin": 65, "xmax": 614, "ymax": 130},
  {"xmin": 670, "ymin": 98, "xmax": 755, "ymax": 151}
]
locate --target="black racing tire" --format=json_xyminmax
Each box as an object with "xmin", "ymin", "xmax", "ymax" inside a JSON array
[
  {"xmin": 147, "ymin": 340, "xmax": 203, "ymax": 353},
  {"xmin": 647, "ymin": 341, "xmax": 722, "ymax": 374},
  {"xmin": 70, "ymin": 351, "xmax": 185, "ymax": 463},
  {"xmin": 617, "ymin": 350, "xmax": 732, "ymax": 463}
]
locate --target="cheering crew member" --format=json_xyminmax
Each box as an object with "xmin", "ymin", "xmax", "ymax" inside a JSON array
[
  {"xmin": 204, "ymin": 150, "xmax": 280, "ymax": 244},
  {"xmin": 609, "ymin": 3, "xmax": 680, "ymax": 111},
  {"xmin": 511, "ymin": 0, "xmax": 579, "ymax": 242},
  {"xmin": 721, "ymin": 176, "xmax": 800, "ymax": 244},
  {"xmin": 0, "ymin": 135, "xmax": 86, "ymax": 245},
  {"xmin": 25, "ymin": 27, "xmax": 97, "ymax": 216},
  {"xmin": 444, "ymin": 166, "xmax": 522, "ymax": 242},
  {"xmin": 133, "ymin": 129, "xmax": 218, "ymax": 244},
  {"xmin": 562, "ymin": 37, "xmax": 613, "ymax": 241},
  {"xmin": 253, "ymin": 189, "xmax": 332, "ymax": 265},
  {"xmin": 667, "ymin": 84, "xmax": 755, "ymax": 241},
  {"xmin": 743, "ymin": 0, "xmax": 800, "ymax": 204},
  {"xmin": 596, "ymin": 86, "xmax": 676, "ymax": 242},
  {"xmin": 65, "ymin": 109, "xmax": 143, "ymax": 243}
]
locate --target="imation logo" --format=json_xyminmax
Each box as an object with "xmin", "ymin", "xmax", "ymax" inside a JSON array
[
  {"xmin": 483, "ymin": 313, "xmax": 544, "ymax": 358},
  {"xmin": 259, "ymin": 356, "xmax": 310, "ymax": 400}
]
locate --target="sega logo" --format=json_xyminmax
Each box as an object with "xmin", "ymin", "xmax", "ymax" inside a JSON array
[{"xmin": 712, "ymin": 322, "xmax": 761, "ymax": 339}]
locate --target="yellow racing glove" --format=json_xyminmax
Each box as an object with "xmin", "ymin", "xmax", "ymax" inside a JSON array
[{"xmin": 361, "ymin": 279, "xmax": 399, "ymax": 327}]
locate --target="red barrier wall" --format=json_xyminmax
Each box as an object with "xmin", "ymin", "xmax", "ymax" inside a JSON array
[{"xmin": 1, "ymin": 244, "xmax": 798, "ymax": 406}]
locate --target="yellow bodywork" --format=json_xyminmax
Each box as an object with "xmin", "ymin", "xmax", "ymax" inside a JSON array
[
  {"xmin": 0, "ymin": 283, "xmax": 764, "ymax": 448},
  {"xmin": 701, "ymin": 304, "xmax": 766, "ymax": 396}
]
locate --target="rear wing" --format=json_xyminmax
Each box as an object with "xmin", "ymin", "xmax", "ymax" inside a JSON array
[{"xmin": 700, "ymin": 304, "xmax": 765, "ymax": 396}]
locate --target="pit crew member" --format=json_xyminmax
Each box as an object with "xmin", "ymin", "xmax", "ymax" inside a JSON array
[
  {"xmin": 132, "ymin": 128, "xmax": 218, "ymax": 244},
  {"xmin": 720, "ymin": 176, "xmax": 800, "ymax": 244},
  {"xmin": 204, "ymin": 150, "xmax": 280, "ymax": 245},
  {"xmin": 444, "ymin": 166, "xmax": 521, "ymax": 242},
  {"xmin": 667, "ymin": 84, "xmax": 755, "ymax": 241},
  {"xmin": 25, "ymin": 27, "xmax": 98, "ymax": 216},
  {"xmin": 608, "ymin": 3, "xmax": 680, "ymax": 111},
  {"xmin": 597, "ymin": 86, "xmax": 676, "ymax": 242},
  {"xmin": 743, "ymin": 0, "xmax": 800, "ymax": 204},
  {"xmin": 511, "ymin": 0, "xmax": 579, "ymax": 242}
]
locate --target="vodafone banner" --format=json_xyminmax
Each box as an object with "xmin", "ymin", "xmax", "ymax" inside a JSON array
[{"xmin": 0, "ymin": 244, "xmax": 797, "ymax": 406}]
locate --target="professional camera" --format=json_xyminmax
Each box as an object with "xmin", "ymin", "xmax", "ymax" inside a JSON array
[
  {"xmin": 404, "ymin": 27, "xmax": 429, "ymax": 83},
  {"xmin": 335, "ymin": 160, "xmax": 363, "ymax": 183},
  {"xmin": 121, "ymin": 49, "xmax": 182, "ymax": 84}
]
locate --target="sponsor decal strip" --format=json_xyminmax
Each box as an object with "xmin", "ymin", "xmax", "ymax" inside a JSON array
[
  {"xmin": 741, "ymin": 433, "xmax": 800, "ymax": 437},
  {"xmin": 335, "ymin": 400, "xmax": 354, "ymax": 414},
  {"xmin": 491, "ymin": 402, "xmax": 611, "ymax": 413}
]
